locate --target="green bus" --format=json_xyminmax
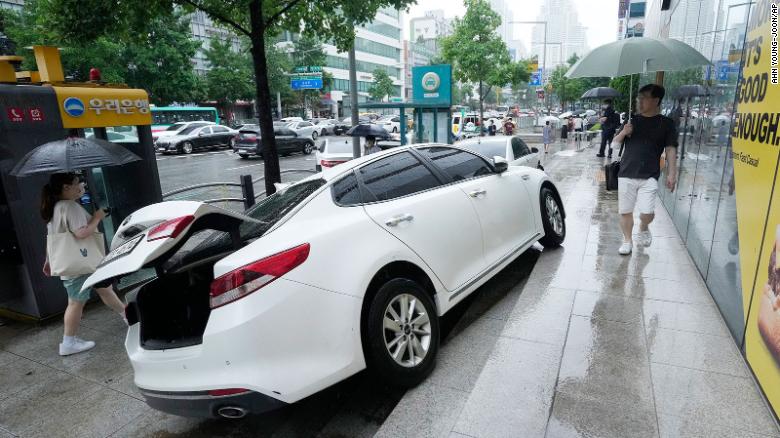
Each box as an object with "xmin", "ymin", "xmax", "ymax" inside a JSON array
[{"xmin": 151, "ymin": 106, "xmax": 219, "ymax": 133}]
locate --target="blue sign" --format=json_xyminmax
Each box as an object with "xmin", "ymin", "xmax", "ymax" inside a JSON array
[
  {"xmin": 412, "ymin": 65, "xmax": 452, "ymax": 106},
  {"xmin": 529, "ymin": 68, "xmax": 543, "ymax": 86},
  {"xmin": 291, "ymin": 78, "xmax": 323, "ymax": 90},
  {"xmin": 63, "ymin": 97, "xmax": 85, "ymax": 117}
]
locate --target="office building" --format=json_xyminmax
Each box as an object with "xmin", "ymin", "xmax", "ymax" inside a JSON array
[
  {"xmin": 618, "ymin": 0, "xmax": 647, "ymax": 39},
  {"xmin": 531, "ymin": 0, "xmax": 588, "ymax": 71}
]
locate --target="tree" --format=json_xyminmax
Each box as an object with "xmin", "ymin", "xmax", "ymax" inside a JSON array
[
  {"xmin": 609, "ymin": 74, "xmax": 641, "ymax": 114},
  {"xmin": 289, "ymin": 34, "xmax": 330, "ymax": 117},
  {"xmin": 549, "ymin": 65, "xmax": 581, "ymax": 110},
  {"xmin": 204, "ymin": 37, "xmax": 255, "ymax": 106},
  {"xmin": 368, "ymin": 69, "xmax": 395, "ymax": 102},
  {"xmin": 440, "ymin": 0, "xmax": 511, "ymax": 134},
  {"xmin": 40, "ymin": 0, "xmax": 416, "ymax": 195}
]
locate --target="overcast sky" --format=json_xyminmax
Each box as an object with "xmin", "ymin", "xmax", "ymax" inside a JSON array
[{"xmin": 402, "ymin": 0, "xmax": 619, "ymax": 55}]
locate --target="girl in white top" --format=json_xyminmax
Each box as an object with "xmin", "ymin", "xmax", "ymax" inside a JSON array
[{"xmin": 41, "ymin": 173, "xmax": 126, "ymax": 356}]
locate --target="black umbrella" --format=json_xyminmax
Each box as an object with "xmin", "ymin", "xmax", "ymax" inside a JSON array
[
  {"xmin": 345, "ymin": 123, "xmax": 391, "ymax": 139},
  {"xmin": 10, "ymin": 136, "xmax": 142, "ymax": 177},
  {"xmin": 581, "ymin": 87, "xmax": 622, "ymax": 99},
  {"xmin": 673, "ymin": 84, "xmax": 709, "ymax": 98}
]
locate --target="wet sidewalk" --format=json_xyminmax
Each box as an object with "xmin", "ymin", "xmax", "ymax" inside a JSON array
[{"xmin": 376, "ymin": 138, "xmax": 780, "ymax": 438}]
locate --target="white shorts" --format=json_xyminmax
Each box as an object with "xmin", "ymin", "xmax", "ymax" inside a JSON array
[{"xmin": 618, "ymin": 177, "xmax": 658, "ymax": 215}]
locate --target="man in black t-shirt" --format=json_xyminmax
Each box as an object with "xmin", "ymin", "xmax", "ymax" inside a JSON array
[{"xmin": 611, "ymin": 84, "xmax": 678, "ymax": 255}]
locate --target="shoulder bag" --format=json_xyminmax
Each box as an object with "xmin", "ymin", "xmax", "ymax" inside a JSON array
[{"xmin": 46, "ymin": 206, "xmax": 105, "ymax": 277}]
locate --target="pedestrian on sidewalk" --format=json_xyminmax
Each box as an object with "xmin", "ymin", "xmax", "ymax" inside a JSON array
[
  {"xmin": 503, "ymin": 118, "xmax": 514, "ymax": 135},
  {"xmin": 611, "ymin": 84, "xmax": 678, "ymax": 255},
  {"xmin": 41, "ymin": 173, "xmax": 127, "ymax": 356},
  {"xmin": 543, "ymin": 120, "xmax": 552, "ymax": 154},
  {"xmin": 597, "ymin": 99, "xmax": 620, "ymax": 158},
  {"xmin": 488, "ymin": 120, "xmax": 497, "ymax": 136},
  {"xmin": 573, "ymin": 115, "xmax": 584, "ymax": 133}
]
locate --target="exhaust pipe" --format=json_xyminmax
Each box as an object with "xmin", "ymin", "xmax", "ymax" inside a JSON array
[{"xmin": 217, "ymin": 406, "xmax": 248, "ymax": 419}]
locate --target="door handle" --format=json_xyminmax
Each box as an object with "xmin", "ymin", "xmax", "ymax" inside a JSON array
[
  {"xmin": 469, "ymin": 189, "xmax": 487, "ymax": 198},
  {"xmin": 385, "ymin": 213, "xmax": 414, "ymax": 227}
]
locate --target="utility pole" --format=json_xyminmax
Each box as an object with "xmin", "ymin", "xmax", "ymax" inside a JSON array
[{"xmin": 348, "ymin": 41, "xmax": 360, "ymax": 158}]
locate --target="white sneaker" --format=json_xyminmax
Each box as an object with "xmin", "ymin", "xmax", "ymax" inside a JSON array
[
  {"xmin": 59, "ymin": 338, "xmax": 96, "ymax": 356},
  {"xmin": 618, "ymin": 241, "xmax": 632, "ymax": 255},
  {"xmin": 637, "ymin": 230, "xmax": 653, "ymax": 247}
]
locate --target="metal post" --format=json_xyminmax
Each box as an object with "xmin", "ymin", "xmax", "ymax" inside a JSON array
[
  {"xmin": 543, "ymin": 23, "xmax": 547, "ymax": 115},
  {"xmin": 240, "ymin": 174, "xmax": 255, "ymax": 210},
  {"xmin": 348, "ymin": 42, "xmax": 361, "ymax": 158},
  {"xmin": 276, "ymin": 92, "xmax": 282, "ymax": 119},
  {"xmin": 400, "ymin": 111, "xmax": 407, "ymax": 146}
]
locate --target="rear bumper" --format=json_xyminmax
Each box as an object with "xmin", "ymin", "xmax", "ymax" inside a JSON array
[{"xmin": 140, "ymin": 388, "xmax": 287, "ymax": 418}]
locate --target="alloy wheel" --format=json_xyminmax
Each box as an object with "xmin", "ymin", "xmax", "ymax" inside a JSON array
[
  {"xmin": 182, "ymin": 142, "xmax": 193, "ymax": 154},
  {"xmin": 383, "ymin": 293, "xmax": 432, "ymax": 368},
  {"xmin": 545, "ymin": 194, "xmax": 563, "ymax": 236}
]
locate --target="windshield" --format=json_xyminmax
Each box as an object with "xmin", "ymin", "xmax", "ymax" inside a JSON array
[
  {"xmin": 459, "ymin": 141, "xmax": 507, "ymax": 160},
  {"xmin": 327, "ymin": 141, "xmax": 354, "ymax": 154},
  {"xmin": 179, "ymin": 125, "xmax": 201, "ymax": 135},
  {"xmin": 166, "ymin": 123, "xmax": 187, "ymax": 131}
]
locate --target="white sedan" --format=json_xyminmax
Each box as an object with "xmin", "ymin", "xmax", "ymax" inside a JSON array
[
  {"xmin": 83, "ymin": 143, "xmax": 566, "ymax": 419},
  {"xmin": 285, "ymin": 120, "xmax": 320, "ymax": 140},
  {"xmin": 458, "ymin": 135, "xmax": 543, "ymax": 170},
  {"xmin": 375, "ymin": 116, "xmax": 401, "ymax": 133}
]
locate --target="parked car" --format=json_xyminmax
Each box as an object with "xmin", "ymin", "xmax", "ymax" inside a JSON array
[
  {"xmin": 285, "ymin": 120, "xmax": 320, "ymax": 140},
  {"xmin": 82, "ymin": 143, "xmax": 566, "ymax": 419},
  {"xmin": 316, "ymin": 119, "xmax": 338, "ymax": 135},
  {"xmin": 156, "ymin": 124, "xmax": 237, "ymax": 155},
  {"xmin": 375, "ymin": 115, "xmax": 401, "ymax": 133},
  {"xmin": 314, "ymin": 139, "xmax": 354, "ymax": 171},
  {"xmin": 234, "ymin": 124, "xmax": 315, "ymax": 159},
  {"xmin": 153, "ymin": 121, "xmax": 215, "ymax": 143},
  {"xmin": 280, "ymin": 116, "xmax": 304, "ymax": 123},
  {"xmin": 334, "ymin": 117, "xmax": 371, "ymax": 135},
  {"xmin": 231, "ymin": 119, "xmax": 259, "ymax": 130},
  {"xmin": 457, "ymin": 135, "xmax": 543, "ymax": 170}
]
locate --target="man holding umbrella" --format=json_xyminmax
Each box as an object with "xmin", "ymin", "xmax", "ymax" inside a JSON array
[
  {"xmin": 597, "ymin": 99, "xmax": 620, "ymax": 158},
  {"xmin": 612, "ymin": 84, "xmax": 678, "ymax": 255}
]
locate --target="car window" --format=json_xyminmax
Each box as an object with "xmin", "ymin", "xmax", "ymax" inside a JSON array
[
  {"xmin": 418, "ymin": 147, "xmax": 493, "ymax": 181},
  {"xmin": 327, "ymin": 141, "xmax": 354, "ymax": 154},
  {"xmin": 511, "ymin": 137, "xmax": 531, "ymax": 158},
  {"xmin": 179, "ymin": 125, "xmax": 200, "ymax": 135},
  {"xmin": 167, "ymin": 123, "xmax": 187, "ymax": 131},
  {"xmin": 212, "ymin": 126, "xmax": 228, "ymax": 133},
  {"xmin": 332, "ymin": 172, "xmax": 362, "ymax": 206},
  {"xmin": 458, "ymin": 140, "xmax": 507, "ymax": 161},
  {"xmin": 299, "ymin": 122, "xmax": 312, "ymax": 127},
  {"xmin": 358, "ymin": 152, "xmax": 441, "ymax": 202},
  {"xmin": 200, "ymin": 127, "xmax": 213, "ymax": 135}
]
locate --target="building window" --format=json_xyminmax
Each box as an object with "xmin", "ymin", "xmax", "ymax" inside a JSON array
[
  {"xmin": 378, "ymin": 7, "xmax": 399, "ymax": 19},
  {"xmin": 354, "ymin": 37, "xmax": 401, "ymax": 60},
  {"xmin": 325, "ymin": 56, "xmax": 400, "ymax": 79},
  {"xmin": 361, "ymin": 21, "xmax": 401, "ymax": 40},
  {"xmin": 629, "ymin": 2, "xmax": 645, "ymax": 18}
]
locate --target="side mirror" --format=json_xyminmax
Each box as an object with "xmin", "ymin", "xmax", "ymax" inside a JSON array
[
  {"xmin": 531, "ymin": 147, "xmax": 539, "ymax": 153},
  {"xmin": 493, "ymin": 156, "xmax": 509, "ymax": 173}
]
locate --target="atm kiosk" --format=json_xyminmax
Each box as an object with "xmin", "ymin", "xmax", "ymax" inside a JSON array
[{"xmin": 0, "ymin": 46, "xmax": 162, "ymax": 320}]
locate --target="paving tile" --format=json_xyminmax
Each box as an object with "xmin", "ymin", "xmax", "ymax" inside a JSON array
[
  {"xmin": 0, "ymin": 357, "xmax": 60, "ymax": 399},
  {"xmin": 545, "ymin": 389, "xmax": 659, "ymax": 438},
  {"xmin": 453, "ymin": 338, "xmax": 561, "ymax": 438},
  {"xmin": 78, "ymin": 303, "xmax": 128, "ymax": 335},
  {"xmin": 658, "ymin": 412, "xmax": 779, "ymax": 438},
  {"xmin": 1, "ymin": 322, "xmax": 104, "ymax": 365},
  {"xmin": 0, "ymin": 369, "xmax": 102, "ymax": 434},
  {"xmin": 556, "ymin": 316, "xmax": 653, "ymax": 409},
  {"xmin": 375, "ymin": 383, "xmax": 468, "ymax": 438},
  {"xmin": 45, "ymin": 331, "xmax": 132, "ymax": 385},
  {"xmin": 22, "ymin": 387, "xmax": 148, "ymax": 438},
  {"xmin": 426, "ymin": 321, "xmax": 499, "ymax": 393},
  {"xmin": 501, "ymin": 287, "xmax": 576, "ymax": 346},
  {"xmin": 651, "ymin": 363, "xmax": 780, "ymax": 436},
  {"xmin": 108, "ymin": 370, "xmax": 143, "ymax": 400},
  {"xmin": 646, "ymin": 327, "xmax": 747, "ymax": 378},
  {"xmin": 571, "ymin": 290, "xmax": 643, "ymax": 323},
  {"xmin": 0, "ymin": 351, "xmax": 20, "ymax": 368},
  {"xmin": 643, "ymin": 299, "xmax": 731, "ymax": 337}
]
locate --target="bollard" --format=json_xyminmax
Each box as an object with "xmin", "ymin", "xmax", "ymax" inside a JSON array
[{"xmin": 240, "ymin": 174, "xmax": 255, "ymax": 210}]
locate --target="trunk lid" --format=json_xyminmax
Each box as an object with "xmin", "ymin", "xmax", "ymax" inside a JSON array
[{"xmin": 82, "ymin": 201, "xmax": 254, "ymax": 291}]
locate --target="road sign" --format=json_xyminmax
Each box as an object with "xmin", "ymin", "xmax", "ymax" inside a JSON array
[
  {"xmin": 530, "ymin": 68, "xmax": 543, "ymax": 86},
  {"xmin": 291, "ymin": 78, "xmax": 323, "ymax": 90},
  {"xmin": 293, "ymin": 66, "xmax": 323, "ymax": 74}
]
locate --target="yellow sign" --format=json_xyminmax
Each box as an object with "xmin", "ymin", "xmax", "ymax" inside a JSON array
[
  {"xmin": 733, "ymin": 0, "xmax": 780, "ymax": 418},
  {"xmin": 52, "ymin": 87, "xmax": 152, "ymax": 129}
]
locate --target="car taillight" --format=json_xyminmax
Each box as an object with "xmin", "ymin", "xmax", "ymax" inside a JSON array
[
  {"xmin": 208, "ymin": 388, "xmax": 250, "ymax": 397},
  {"xmin": 321, "ymin": 160, "xmax": 346, "ymax": 168},
  {"xmin": 242, "ymin": 133, "xmax": 257, "ymax": 140},
  {"xmin": 209, "ymin": 243, "xmax": 310, "ymax": 309},
  {"xmin": 146, "ymin": 215, "xmax": 195, "ymax": 242}
]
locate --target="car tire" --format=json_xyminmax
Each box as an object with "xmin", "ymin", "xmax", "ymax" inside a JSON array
[
  {"xmin": 539, "ymin": 186, "xmax": 565, "ymax": 247},
  {"xmin": 303, "ymin": 142, "xmax": 314, "ymax": 155},
  {"xmin": 182, "ymin": 142, "xmax": 193, "ymax": 154},
  {"xmin": 364, "ymin": 278, "xmax": 439, "ymax": 388},
  {"xmin": 238, "ymin": 154, "xmax": 249, "ymax": 159}
]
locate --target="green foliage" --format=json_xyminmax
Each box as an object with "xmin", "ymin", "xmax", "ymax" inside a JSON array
[
  {"xmin": 205, "ymin": 38, "xmax": 255, "ymax": 103},
  {"xmin": 549, "ymin": 65, "xmax": 582, "ymax": 109},
  {"xmin": 609, "ymin": 74, "xmax": 641, "ymax": 114},
  {"xmin": 368, "ymin": 68, "xmax": 395, "ymax": 102},
  {"xmin": 663, "ymin": 67, "xmax": 705, "ymax": 100},
  {"xmin": 567, "ymin": 53, "xmax": 580, "ymax": 66}
]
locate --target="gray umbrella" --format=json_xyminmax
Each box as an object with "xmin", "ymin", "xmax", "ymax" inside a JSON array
[
  {"xmin": 10, "ymin": 136, "xmax": 141, "ymax": 177},
  {"xmin": 672, "ymin": 84, "xmax": 709, "ymax": 99},
  {"xmin": 581, "ymin": 87, "xmax": 622, "ymax": 99},
  {"xmin": 345, "ymin": 124, "xmax": 391, "ymax": 139}
]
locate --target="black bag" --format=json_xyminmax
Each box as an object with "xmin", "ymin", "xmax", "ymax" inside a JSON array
[{"xmin": 605, "ymin": 161, "xmax": 620, "ymax": 191}]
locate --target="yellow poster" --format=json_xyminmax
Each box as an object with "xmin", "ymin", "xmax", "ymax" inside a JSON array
[
  {"xmin": 52, "ymin": 86, "xmax": 152, "ymax": 129},
  {"xmin": 735, "ymin": 0, "xmax": 780, "ymax": 417}
]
